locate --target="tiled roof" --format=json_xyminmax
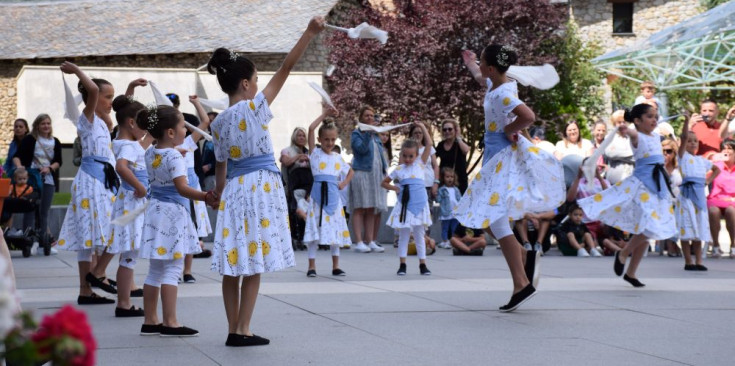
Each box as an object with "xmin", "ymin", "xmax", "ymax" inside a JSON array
[{"xmin": 0, "ymin": 0, "xmax": 338, "ymax": 60}]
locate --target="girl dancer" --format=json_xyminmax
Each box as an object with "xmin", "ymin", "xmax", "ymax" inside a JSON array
[
  {"xmin": 678, "ymin": 121, "xmax": 719, "ymax": 270},
  {"xmin": 208, "ymin": 16, "xmax": 325, "ymax": 347},
  {"xmin": 579, "ymin": 104, "xmax": 677, "ymax": 287},
  {"xmin": 303, "ymin": 107, "xmax": 354, "ymax": 277},
  {"xmin": 454, "ymin": 45, "xmax": 565, "ymax": 312},
  {"xmin": 57, "ymin": 62, "xmax": 120, "ymax": 305},
  {"xmin": 136, "ymin": 105, "xmax": 215, "ymax": 337},
  {"xmin": 179, "ymin": 95, "xmax": 214, "ymax": 283},
  {"xmin": 382, "ymin": 122, "xmax": 434, "ymax": 276},
  {"xmin": 109, "ymin": 94, "xmax": 150, "ymax": 317}
]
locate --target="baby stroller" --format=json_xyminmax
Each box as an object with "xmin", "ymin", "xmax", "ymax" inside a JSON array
[
  {"xmin": 2, "ymin": 186, "xmax": 51, "ymax": 258},
  {"xmin": 287, "ymin": 166, "xmax": 313, "ymax": 251}
]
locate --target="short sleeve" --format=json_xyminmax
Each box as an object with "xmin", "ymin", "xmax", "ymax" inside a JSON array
[
  {"xmin": 500, "ymin": 84, "xmax": 523, "ymax": 115},
  {"xmin": 251, "ymin": 92, "xmax": 274, "ymax": 125},
  {"xmin": 116, "ymin": 143, "xmax": 137, "ymax": 163},
  {"xmin": 339, "ymin": 156, "xmax": 350, "ymax": 175},
  {"xmin": 167, "ymin": 151, "xmax": 187, "ymax": 179},
  {"xmin": 703, "ymin": 157, "xmax": 713, "ymax": 171},
  {"xmin": 430, "ymin": 146, "xmax": 436, "ymax": 155},
  {"xmin": 76, "ymin": 114, "xmax": 93, "ymax": 131},
  {"xmin": 212, "ymin": 124, "xmax": 226, "ymax": 163},
  {"xmin": 388, "ymin": 166, "xmax": 400, "ymax": 180}
]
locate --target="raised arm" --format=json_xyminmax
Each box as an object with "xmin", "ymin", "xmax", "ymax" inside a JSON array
[
  {"xmin": 462, "ymin": 50, "xmax": 485, "ymax": 86},
  {"xmin": 308, "ymin": 107, "xmax": 337, "ymax": 152},
  {"xmin": 418, "ymin": 123, "xmax": 433, "ymax": 164},
  {"xmin": 125, "ymin": 78, "xmax": 147, "ymax": 97},
  {"xmin": 188, "ymin": 95, "xmax": 211, "ymax": 143},
  {"xmin": 262, "ymin": 16, "xmax": 325, "ymax": 105},
  {"xmin": 619, "ymin": 123, "xmax": 638, "ymax": 148},
  {"xmin": 679, "ymin": 119, "xmax": 690, "ymax": 158},
  {"xmin": 61, "ymin": 62, "xmax": 97, "ymax": 123}
]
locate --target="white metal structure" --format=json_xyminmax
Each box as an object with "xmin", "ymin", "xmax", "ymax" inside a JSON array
[{"xmin": 593, "ymin": 1, "xmax": 735, "ymax": 91}]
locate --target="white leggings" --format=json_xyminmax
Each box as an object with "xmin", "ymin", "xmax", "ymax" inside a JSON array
[
  {"xmin": 307, "ymin": 242, "xmax": 340, "ymax": 259},
  {"xmin": 397, "ymin": 226, "xmax": 426, "ymax": 259},
  {"xmin": 77, "ymin": 249, "xmax": 93, "ymax": 262},
  {"xmin": 118, "ymin": 251, "xmax": 138, "ymax": 269},
  {"xmin": 144, "ymin": 259, "xmax": 184, "ymax": 287},
  {"xmin": 489, "ymin": 218, "xmax": 513, "ymax": 240}
]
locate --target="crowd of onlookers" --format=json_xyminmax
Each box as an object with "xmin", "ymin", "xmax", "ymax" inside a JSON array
[{"xmin": 4, "ymin": 81, "xmax": 735, "ymax": 264}]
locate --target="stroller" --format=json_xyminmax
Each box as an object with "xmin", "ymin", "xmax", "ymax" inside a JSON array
[
  {"xmin": 2, "ymin": 184, "xmax": 52, "ymax": 258},
  {"xmin": 287, "ymin": 166, "xmax": 313, "ymax": 251}
]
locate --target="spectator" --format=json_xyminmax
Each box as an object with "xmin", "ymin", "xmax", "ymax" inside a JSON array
[
  {"xmin": 634, "ymin": 80, "xmax": 660, "ymax": 107},
  {"xmin": 349, "ymin": 106, "xmax": 388, "ymax": 253},
  {"xmin": 529, "ymin": 126, "xmax": 556, "ymax": 155},
  {"xmin": 200, "ymin": 112, "xmax": 218, "ymax": 191},
  {"xmin": 13, "ymin": 113, "xmax": 62, "ymax": 246},
  {"xmin": 280, "ymin": 127, "xmax": 309, "ymax": 188},
  {"xmin": 604, "ymin": 110, "xmax": 635, "ymax": 185},
  {"xmin": 689, "ymin": 100, "xmax": 731, "ymax": 158},
  {"xmin": 557, "ymin": 204, "xmax": 603, "ymax": 257},
  {"xmin": 600, "ymin": 227, "xmax": 630, "ymax": 254},
  {"xmin": 591, "ymin": 121, "xmax": 608, "ymax": 173},
  {"xmin": 566, "ymin": 160, "xmax": 610, "ymax": 248},
  {"xmin": 707, "ymin": 138, "xmax": 735, "ymax": 258},
  {"xmin": 515, "ymin": 210, "xmax": 555, "ymax": 254},
  {"xmin": 450, "ymin": 225, "xmax": 486, "ymax": 256},
  {"xmin": 281, "ymin": 127, "xmax": 310, "ymax": 250},
  {"xmin": 72, "ymin": 136, "xmax": 82, "ymax": 167},
  {"xmin": 4, "ymin": 118, "xmax": 28, "ymax": 177},
  {"xmin": 436, "ymin": 167, "xmax": 461, "ymax": 249},
  {"xmin": 435, "ymin": 119, "xmax": 469, "ymax": 193},
  {"xmin": 554, "ymin": 120, "xmax": 593, "ymax": 160},
  {"xmin": 660, "ymin": 139, "xmax": 681, "ymax": 256}
]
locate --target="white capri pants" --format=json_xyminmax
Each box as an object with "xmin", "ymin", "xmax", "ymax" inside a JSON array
[
  {"xmin": 397, "ymin": 225, "xmax": 427, "ymax": 259},
  {"xmin": 307, "ymin": 242, "xmax": 340, "ymax": 259},
  {"xmin": 144, "ymin": 259, "xmax": 184, "ymax": 287}
]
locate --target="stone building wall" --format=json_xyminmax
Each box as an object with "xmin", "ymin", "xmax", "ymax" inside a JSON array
[
  {"xmin": 570, "ymin": 0, "xmax": 702, "ymax": 52},
  {"xmin": 0, "ymin": 40, "xmax": 328, "ymax": 158}
]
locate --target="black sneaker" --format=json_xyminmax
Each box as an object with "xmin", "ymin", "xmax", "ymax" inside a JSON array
[
  {"xmin": 306, "ymin": 269, "xmax": 317, "ymax": 277},
  {"xmin": 419, "ymin": 263, "xmax": 431, "ymax": 276},
  {"xmin": 332, "ymin": 268, "xmax": 346, "ymax": 276},
  {"xmin": 396, "ymin": 263, "xmax": 407, "ymax": 276},
  {"xmin": 115, "ymin": 306, "xmax": 144, "ymax": 318},
  {"xmin": 226, "ymin": 333, "xmax": 270, "ymax": 347},
  {"xmin": 77, "ymin": 293, "xmax": 115, "ymax": 305},
  {"xmin": 183, "ymin": 274, "xmax": 196, "ymax": 283},
  {"xmin": 140, "ymin": 323, "xmax": 163, "ymax": 336},
  {"xmin": 85, "ymin": 273, "xmax": 117, "ymax": 294},
  {"xmin": 160, "ymin": 325, "xmax": 199, "ymax": 337},
  {"xmin": 498, "ymin": 284, "xmax": 536, "ymax": 313}
]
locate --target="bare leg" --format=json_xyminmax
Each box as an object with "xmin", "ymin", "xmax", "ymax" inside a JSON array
[
  {"xmin": 79, "ymin": 261, "xmax": 94, "ymax": 296},
  {"xmin": 372, "ymin": 212, "xmax": 381, "ymax": 243},
  {"xmin": 352, "ymin": 208, "xmax": 365, "ymax": 243},
  {"xmin": 91, "ymin": 251, "xmax": 115, "ymax": 281},
  {"xmin": 222, "ymin": 275, "xmax": 241, "ymax": 333},
  {"xmin": 332, "ymin": 255, "xmax": 339, "ymax": 270},
  {"xmin": 116, "ymin": 266, "xmax": 134, "ymax": 309},
  {"xmin": 143, "ymin": 285, "xmax": 160, "ymax": 325},
  {"xmin": 681, "ymin": 240, "xmax": 692, "ymax": 265},
  {"xmin": 236, "ymin": 274, "xmax": 261, "ymax": 336},
  {"xmin": 515, "ymin": 219, "xmax": 529, "ymax": 244},
  {"xmin": 489, "ymin": 228, "xmax": 530, "ymax": 293},
  {"xmin": 623, "ymin": 235, "xmax": 649, "ymax": 278},
  {"xmin": 363, "ymin": 210, "xmax": 376, "ymax": 243},
  {"xmin": 692, "ymin": 241, "xmax": 703, "ymax": 265},
  {"xmin": 183, "ymin": 254, "xmax": 193, "ymax": 275},
  {"xmin": 708, "ymin": 207, "xmax": 722, "ymax": 250},
  {"xmin": 724, "ymin": 207, "xmax": 735, "ymax": 251},
  {"xmin": 537, "ymin": 219, "xmax": 551, "ymax": 243},
  {"xmin": 160, "ymin": 284, "xmax": 180, "ymax": 327}
]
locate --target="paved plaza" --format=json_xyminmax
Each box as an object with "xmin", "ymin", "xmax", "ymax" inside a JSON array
[{"xmin": 11, "ymin": 242, "xmax": 735, "ymax": 366}]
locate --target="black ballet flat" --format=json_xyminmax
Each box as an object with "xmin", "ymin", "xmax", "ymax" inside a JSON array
[
  {"xmin": 695, "ymin": 264, "xmax": 708, "ymax": 271},
  {"xmin": 115, "ymin": 305, "xmax": 144, "ymax": 317},
  {"xmin": 623, "ymin": 274, "xmax": 645, "ymax": 288},
  {"xmin": 499, "ymin": 284, "xmax": 537, "ymax": 313},
  {"xmin": 226, "ymin": 333, "xmax": 270, "ymax": 347},
  {"xmin": 613, "ymin": 251, "xmax": 625, "ymax": 277},
  {"xmin": 86, "ymin": 273, "xmax": 117, "ymax": 294},
  {"xmin": 684, "ymin": 264, "xmax": 697, "ymax": 271},
  {"xmin": 130, "ymin": 288, "xmax": 144, "ymax": 297},
  {"xmin": 77, "ymin": 293, "xmax": 115, "ymax": 305}
]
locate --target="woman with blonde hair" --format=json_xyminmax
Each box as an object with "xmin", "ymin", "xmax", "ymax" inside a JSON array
[
  {"xmin": 603, "ymin": 110, "xmax": 635, "ymax": 185},
  {"xmin": 660, "ymin": 138, "xmax": 682, "ymax": 256}
]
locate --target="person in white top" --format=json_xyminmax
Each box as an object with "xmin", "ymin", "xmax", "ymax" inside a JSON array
[{"xmin": 554, "ymin": 121, "xmax": 593, "ymax": 160}]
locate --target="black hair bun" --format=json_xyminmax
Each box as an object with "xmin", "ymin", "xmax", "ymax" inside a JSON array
[
  {"xmin": 112, "ymin": 95, "xmax": 131, "ymax": 112},
  {"xmin": 623, "ymin": 109, "xmax": 633, "ymax": 122},
  {"xmin": 207, "ymin": 48, "xmax": 235, "ymax": 75}
]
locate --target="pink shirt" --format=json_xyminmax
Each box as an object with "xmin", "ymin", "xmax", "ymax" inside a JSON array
[{"xmin": 708, "ymin": 161, "xmax": 735, "ymax": 208}]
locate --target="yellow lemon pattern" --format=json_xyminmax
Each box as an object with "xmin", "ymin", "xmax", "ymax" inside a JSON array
[
  {"xmin": 502, "ymin": 97, "xmax": 511, "ymax": 106},
  {"xmin": 81, "ymin": 198, "xmax": 90, "ymax": 209},
  {"xmin": 489, "ymin": 192, "xmax": 500, "ymax": 205},
  {"xmin": 238, "ymin": 119, "xmax": 247, "ymax": 131},
  {"xmin": 488, "ymin": 122, "xmax": 497, "ymax": 132},
  {"xmin": 495, "ymin": 161, "xmax": 503, "ymax": 173},
  {"xmin": 152, "ymin": 154, "xmax": 162, "ymax": 168},
  {"xmin": 156, "ymin": 247, "xmax": 167, "ymax": 256},
  {"xmin": 319, "ymin": 162, "xmax": 327, "ymax": 170},
  {"xmin": 249, "ymin": 100, "xmax": 256, "ymax": 110},
  {"xmin": 260, "ymin": 218, "xmax": 270, "ymax": 228},
  {"xmin": 248, "ymin": 241, "xmax": 258, "ymax": 256},
  {"xmin": 262, "ymin": 241, "xmax": 271, "ymax": 256},
  {"xmin": 527, "ymin": 146, "xmax": 540, "ymax": 154},
  {"xmin": 230, "ymin": 146, "xmax": 241, "ymax": 158},
  {"xmin": 227, "ymin": 248, "xmax": 238, "ymax": 265},
  {"xmin": 173, "ymin": 252, "xmax": 183, "ymax": 260},
  {"xmin": 593, "ymin": 194, "xmax": 602, "ymax": 202},
  {"xmin": 222, "ymin": 228, "xmax": 230, "ymax": 238},
  {"xmin": 84, "ymin": 239, "xmax": 92, "ymax": 247},
  {"xmin": 264, "ymin": 182, "xmax": 271, "ymax": 193},
  {"xmin": 58, "ymin": 239, "xmax": 65, "ymax": 247},
  {"xmin": 640, "ymin": 192, "xmax": 650, "ymax": 203},
  {"xmin": 219, "ymin": 201, "xmax": 226, "ymax": 211}
]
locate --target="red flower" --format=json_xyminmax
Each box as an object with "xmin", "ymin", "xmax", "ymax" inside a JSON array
[{"xmin": 31, "ymin": 305, "xmax": 96, "ymax": 366}]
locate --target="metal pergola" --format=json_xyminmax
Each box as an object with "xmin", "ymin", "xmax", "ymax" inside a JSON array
[{"xmin": 593, "ymin": 1, "xmax": 735, "ymax": 91}]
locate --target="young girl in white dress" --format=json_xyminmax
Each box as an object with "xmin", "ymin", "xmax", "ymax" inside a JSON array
[
  {"xmin": 177, "ymin": 96, "xmax": 213, "ymax": 283},
  {"xmin": 303, "ymin": 108, "xmax": 354, "ymax": 277},
  {"xmin": 579, "ymin": 103, "xmax": 677, "ymax": 287},
  {"xmin": 678, "ymin": 121, "xmax": 720, "ymax": 271},
  {"xmin": 136, "ymin": 105, "xmax": 215, "ymax": 337},
  {"xmin": 382, "ymin": 122, "xmax": 434, "ymax": 276},
  {"xmin": 57, "ymin": 62, "xmax": 120, "ymax": 305},
  {"xmin": 207, "ymin": 16, "xmax": 325, "ymax": 347},
  {"xmin": 109, "ymin": 95, "xmax": 151, "ymax": 317},
  {"xmin": 454, "ymin": 45, "xmax": 565, "ymax": 312}
]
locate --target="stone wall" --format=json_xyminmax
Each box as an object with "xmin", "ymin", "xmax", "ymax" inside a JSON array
[
  {"xmin": 570, "ymin": 0, "xmax": 702, "ymax": 52},
  {"xmin": 0, "ymin": 39, "xmax": 328, "ymax": 159}
]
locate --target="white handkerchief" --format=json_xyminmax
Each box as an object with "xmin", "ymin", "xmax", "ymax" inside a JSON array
[
  {"xmin": 198, "ymin": 97, "xmax": 229, "ymax": 111},
  {"xmin": 507, "ymin": 64, "xmax": 559, "ymax": 90},
  {"xmin": 62, "ymin": 74, "xmax": 80, "ymax": 123},
  {"xmin": 582, "ymin": 127, "xmax": 619, "ymax": 190},
  {"xmin": 149, "ymin": 80, "xmax": 174, "ymax": 107},
  {"xmin": 326, "ymin": 22, "xmax": 388, "ymax": 45},
  {"xmin": 357, "ymin": 122, "xmax": 410, "ymax": 133},
  {"xmin": 308, "ymin": 82, "xmax": 335, "ymax": 109}
]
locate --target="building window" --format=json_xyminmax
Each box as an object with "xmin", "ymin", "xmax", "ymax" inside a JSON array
[{"xmin": 612, "ymin": 3, "xmax": 633, "ymax": 34}]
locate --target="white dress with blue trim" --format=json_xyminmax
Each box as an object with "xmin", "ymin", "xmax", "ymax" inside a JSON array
[
  {"xmin": 108, "ymin": 140, "xmax": 148, "ymax": 254},
  {"xmin": 386, "ymin": 161, "xmax": 433, "ymax": 229},
  {"xmin": 677, "ymin": 151, "xmax": 712, "ymax": 242},
  {"xmin": 303, "ymin": 147, "xmax": 352, "ymax": 246}
]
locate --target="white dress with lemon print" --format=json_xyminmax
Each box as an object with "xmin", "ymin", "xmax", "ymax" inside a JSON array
[
  {"xmin": 676, "ymin": 152, "xmax": 712, "ymax": 242},
  {"xmin": 578, "ymin": 132, "xmax": 676, "ymax": 239},
  {"xmin": 454, "ymin": 80, "xmax": 565, "ymax": 231},
  {"xmin": 138, "ymin": 148, "xmax": 200, "ymax": 260},
  {"xmin": 108, "ymin": 140, "xmax": 148, "ymax": 254},
  {"xmin": 57, "ymin": 114, "xmax": 116, "ymax": 252},
  {"xmin": 303, "ymin": 148, "xmax": 351, "ymax": 246},
  {"xmin": 210, "ymin": 92, "xmax": 295, "ymax": 276},
  {"xmin": 386, "ymin": 161, "xmax": 433, "ymax": 229},
  {"xmin": 178, "ymin": 135, "xmax": 212, "ymax": 237}
]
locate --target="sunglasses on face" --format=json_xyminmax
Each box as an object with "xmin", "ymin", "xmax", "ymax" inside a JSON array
[{"xmin": 663, "ymin": 149, "xmax": 674, "ymax": 155}]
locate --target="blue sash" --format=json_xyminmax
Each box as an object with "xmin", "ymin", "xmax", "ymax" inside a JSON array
[
  {"xmin": 186, "ymin": 167, "xmax": 200, "ymax": 189},
  {"xmin": 149, "ymin": 185, "xmax": 188, "ymax": 208},
  {"xmin": 398, "ymin": 178, "xmax": 427, "ymax": 222},
  {"xmin": 311, "ymin": 175, "xmax": 340, "ymax": 225},
  {"xmin": 81, "ymin": 156, "xmax": 119, "ymax": 193},
  {"xmin": 680, "ymin": 176, "xmax": 706, "ymax": 210},
  {"xmin": 227, "ymin": 154, "xmax": 280, "ymax": 180},
  {"xmin": 633, "ymin": 155, "xmax": 673, "ymax": 199},
  {"xmin": 121, "ymin": 169, "xmax": 149, "ymax": 192},
  {"xmin": 483, "ymin": 132, "xmax": 512, "ymax": 165}
]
